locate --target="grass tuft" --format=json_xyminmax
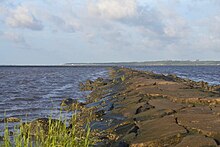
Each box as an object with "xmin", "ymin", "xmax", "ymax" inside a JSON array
[{"xmin": 1, "ymin": 108, "xmax": 96, "ymax": 147}]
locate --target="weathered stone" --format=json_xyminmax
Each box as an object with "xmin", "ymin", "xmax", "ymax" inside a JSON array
[
  {"xmin": 176, "ymin": 107, "xmax": 220, "ymax": 141},
  {"xmin": 175, "ymin": 135, "xmax": 217, "ymax": 147},
  {"xmin": 114, "ymin": 123, "xmax": 136, "ymax": 135},
  {"xmin": 23, "ymin": 118, "xmax": 63, "ymax": 136},
  {"xmin": 148, "ymin": 99, "xmax": 186, "ymax": 111},
  {"xmin": 134, "ymin": 108, "xmax": 175, "ymax": 122},
  {"xmin": 73, "ymin": 67, "xmax": 220, "ymax": 146},
  {"xmin": 122, "ymin": 133, "xmax": 137, "ymax": 144},
  {"xmin": 0, "ymin": 117, "xmax": 20, "ymax": 123},
  {"xmin": 60, "ymin": 98, "xmax": 78, "ymax": 106},
  {"xmin": 131, "ymin": 116, "xmax": 187, "ymax": 146},
  {"xmin": 80, "ymin": 80, "xmax": 94, "ymax": 91}
]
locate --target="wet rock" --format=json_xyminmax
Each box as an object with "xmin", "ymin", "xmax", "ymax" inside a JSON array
[
  {"xmin": 135, "ymin": 103, "xmax": 154, "ymax": 114},
  {"xmin": 23, "ymin": 118, "xmax": 63, "ymax": 136},
  {"xmin": 60, "ymin": 98, "xmax": 85, "ymax": 107},
  {"xmin": 61, "ymin": 98, "xmax": 78, "ymax": 106},
  {"xmin": 80, "ymin": 80, "xmax": 94, "ymax": 91},
  {"xmin": 175, "ymin": 135, "xmax": 217, "ymax": 147},
  {"xmin": 111, "ymin": 141, "xmax": 129, "ymax": 147},
  {"xmin": 95, "ymin": 110, "xmax": 106, "ymax": 118},
  {"xmin": 212, "ymin": 85, "xmax": 220, "ymax": 92},
  {"xmin": 0, "ymin": 117, "xmax": 20, "ymax": 123},
  {"xmin": 122, "ymin": 133, "xmax": 136, "ymax": 144},
  {"xmin": 80, "ymin": 78, "xmax": 110, "ymax": 91},
  {"xmin": 114, "ymin": 123, "xmax": 136, "ymax": 135},
  {"xmin": 109, "ymin": 103, "xmax": 114, "ymax": 111}
]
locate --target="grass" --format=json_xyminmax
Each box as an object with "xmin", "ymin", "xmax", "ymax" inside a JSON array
[
  {"xmin": 121, "ymin": 75, "xmax": 126, "ymax": 82},
  {"xmin": 1, "ymin": 107, "xmax": 97, "ymax": 147}
]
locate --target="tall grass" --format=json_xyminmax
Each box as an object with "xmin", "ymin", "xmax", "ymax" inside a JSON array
[{"xmin": 1, "ymin": 108, "xmax": 96, "ymax": 147}]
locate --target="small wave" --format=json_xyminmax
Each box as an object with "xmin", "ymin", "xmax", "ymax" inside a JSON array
[{"xmin": 9, "ymin": 97, "xmax": 36, "ymax": 102}]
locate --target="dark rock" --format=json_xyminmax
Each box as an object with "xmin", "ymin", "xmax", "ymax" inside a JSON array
[
  {"xmin": 0, "ymin": 117, "xmax": 20, "ymax": 123},
  {"xmin": 128, "ymin": 125, "xmax": 139, "ymax": 134},
  {"xmin": 94, "ymin": 77, "xmax": 104, "ymax": 83},
  {"xmin": 115, "ymin": 123, "xmax": 136, "ymax": 135},
  {"xmin": 9, "ymin": 131, "xmax": 13, "ymax": 136},
  {"xmin": 122, "ymin": 133, "xmax": 136, "ymax": 144},
  {"xmin": 23, "ymin": 118, "xmax": 63, "ymax": 136},
  {"xmin": 61, "ymin": 98, "xmax": 78, "ymax": 106},
  {"xmin": 79, "ymin": 82, "xmax": 85, "ymax": 90},
  {"xmin": 95, "ymin": 110, "xmax": 106, "ymax": 118},
  {"xmin": 80, "ymin": 80, "xmax": 94, "ymax": 91},
  {"xmin": 111, "ymin": 141, "xmax": 129, "ymax": 147},
  {"xmin": 86, "ymin": 80, "xmax": 94, "ymax": 85},
  {"xmin": 109, "ymin": 103, "xmax": 114, "ymax": 111}
]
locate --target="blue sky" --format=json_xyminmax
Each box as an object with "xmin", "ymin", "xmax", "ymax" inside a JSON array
[{"xmin": 0, "ymin": 0, "xmax": 220, "ymax": 64}]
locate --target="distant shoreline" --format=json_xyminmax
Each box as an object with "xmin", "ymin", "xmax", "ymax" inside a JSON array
[{"xmin": 1, "ymin": 61, "xmax": 220, "ymax": 67}]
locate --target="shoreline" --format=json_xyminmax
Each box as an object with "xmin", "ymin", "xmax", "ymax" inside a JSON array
[
  {"xmin": 1, "ymin": 67, "xmax": 220, "ymax": 146},
  {"xmin": 80, "ymin": 67, "xmax": 220, "ymax": 146}
]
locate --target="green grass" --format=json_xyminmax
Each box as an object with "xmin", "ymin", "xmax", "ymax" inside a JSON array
[
  {"xmin": 121, "ymin": 75, "xmax": 126, "ymax": 82},
  {"xmin": 2, "ymin": 109, "xmax": 96, "ymax": 147}
]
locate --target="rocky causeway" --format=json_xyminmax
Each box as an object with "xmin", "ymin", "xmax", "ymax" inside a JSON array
[
  {"xmin": 2, "ymin": 67, "xmax": 220, "ymax": 147},
  {"xmin": 80, "ymin": 67, "xmax": 220, "ymax": 146}
]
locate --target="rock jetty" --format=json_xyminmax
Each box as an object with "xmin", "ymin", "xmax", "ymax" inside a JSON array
[{"xmin": 80, "ymin": 67, "xmax": 220, "ymax": 146}]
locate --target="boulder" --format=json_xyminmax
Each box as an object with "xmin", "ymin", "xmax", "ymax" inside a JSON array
[
  {"xmin": 0, "ymin": 117, "xmax": 20, "ymax": 123},
  {"xmin": 79, "ymin": 80, "xmax": 94, "ymax": 91},
  {"xmin": 22, "ymin": 118, "xmax": 63, "ymax": 136},
  {"xmin": 61, "ymin": 98, "xmax": 78, "ymax": 106},
  {"xmin": 175, "ymin": 135, "xmax": 217, "ymax": 147},
  {"xmin": 131, "ymin": 116, "xmax": 187, "ymax": 146}
]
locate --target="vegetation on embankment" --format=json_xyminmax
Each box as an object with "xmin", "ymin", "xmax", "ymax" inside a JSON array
[{"xmin": 1, "ymin": 108, "xmax": 95, "ymax": 147}]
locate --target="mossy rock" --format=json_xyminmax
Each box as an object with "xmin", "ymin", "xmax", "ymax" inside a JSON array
[
  {"xmin": 0, "ymin": 117, "xmax": 20, "ymax": 123},
  {"xmin": 22, "ymin": 118, "xmax": 64, "ymax": 136}
]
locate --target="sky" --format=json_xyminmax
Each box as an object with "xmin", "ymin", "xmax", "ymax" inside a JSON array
[{"xmin": 0, "ymin": 0, "xmax": 220, "ymax": 64}]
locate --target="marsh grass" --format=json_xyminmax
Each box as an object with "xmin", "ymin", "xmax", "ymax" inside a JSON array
[{"xmin": 2, "ymin": 107, "xmax": 96, "ymax": 147}]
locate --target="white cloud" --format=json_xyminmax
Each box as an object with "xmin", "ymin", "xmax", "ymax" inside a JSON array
[
  {"xmin": 5, "ymin": 5, "xmax": 43, "ymax": 30},
  {"xmin": 1, "ymin": 0, "xmax": 220, "ymax": 63},
  {"xmin": 88, "ymin": 0, "xmax": 137, "ymax": 19}
]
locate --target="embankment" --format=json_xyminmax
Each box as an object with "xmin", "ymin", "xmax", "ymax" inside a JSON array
[{"xmin": 80, "ymin": 67, "xmax": 220, "ymax": 146}]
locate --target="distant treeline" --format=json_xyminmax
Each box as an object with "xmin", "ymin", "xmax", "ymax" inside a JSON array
[{"xmin": 65, "ymin": 61, "xmax": 220, "ymax": 66}]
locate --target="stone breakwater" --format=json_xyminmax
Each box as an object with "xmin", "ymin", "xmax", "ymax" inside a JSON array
[
  {"xmin": 80, "ymin": 67, "xmax": 220, "ymax": 146},
  {"xmin": 2, "ymin": 67, "xmax": 220, "ymax": 146}
]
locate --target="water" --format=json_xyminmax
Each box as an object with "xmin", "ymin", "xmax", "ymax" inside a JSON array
[
  {"xmin": 0, "ymin": 65, "xmax": 220, "ymax": 134},
  {"xmin": 0, "ymin": 66, "xmax": 108, "ymax": 133},
  {"xmin": 131, "ymin": 66, "xmax": 220, "ymax": 85}
]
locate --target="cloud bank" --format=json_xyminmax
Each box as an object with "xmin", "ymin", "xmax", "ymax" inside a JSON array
[{"xmin": 0, "ymin": 0, "xmax": 220, "ymax": 64}]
